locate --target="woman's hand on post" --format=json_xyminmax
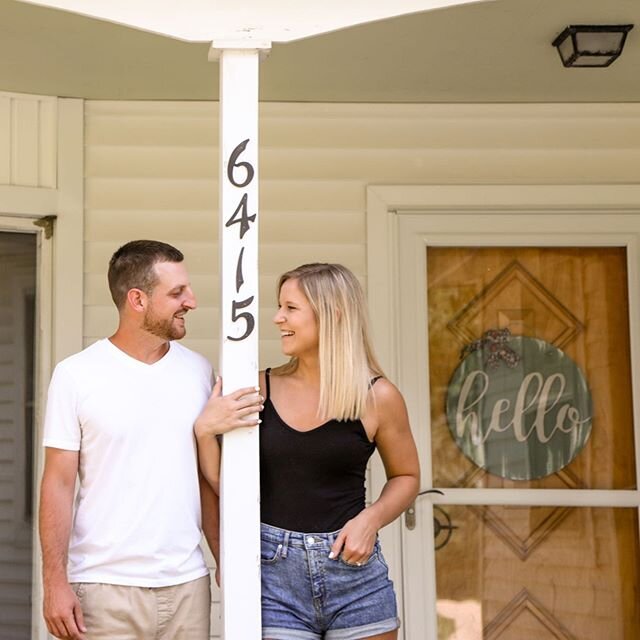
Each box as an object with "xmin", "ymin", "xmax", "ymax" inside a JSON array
[{"xmin": 195, "ymin": 376, "xmax": 263, "ymax": 437}]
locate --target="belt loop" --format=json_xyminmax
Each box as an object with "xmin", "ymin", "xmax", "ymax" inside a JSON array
[{"xmin": 281, "ymin": 530, "xmax": 290, "ymax": 559}]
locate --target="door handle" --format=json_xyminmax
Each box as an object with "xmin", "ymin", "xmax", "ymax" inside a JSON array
[
  {"xmin": 405, "ymin": 503, "xmax": 417, "ymax": 530},
  {"xmin": 404, "ymin": 489, "xmax": 444, "ymax": 531}
]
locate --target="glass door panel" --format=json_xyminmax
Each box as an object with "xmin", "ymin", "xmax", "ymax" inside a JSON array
[
  {"xmin": 434, "ymin": 505, "xmax": 640, "ymax": 640},
  {"xmin": 427, "ymin": 247, "xmax": 635, "ymax": 490}
]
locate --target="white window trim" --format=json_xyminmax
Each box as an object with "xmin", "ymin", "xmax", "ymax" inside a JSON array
[{"xmin": 366, "ymin": 184, "xmax": 640, "ymax": 640}]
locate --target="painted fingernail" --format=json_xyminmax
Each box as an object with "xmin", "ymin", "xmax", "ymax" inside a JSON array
[{"xmin": 328, "ymin": 551, "xmax": 335, "ymax": 559}]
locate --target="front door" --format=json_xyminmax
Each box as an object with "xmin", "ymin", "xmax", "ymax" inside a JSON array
[{"xmin": 393, "ymin": 215, "xmax": 640, "ymax": 640}]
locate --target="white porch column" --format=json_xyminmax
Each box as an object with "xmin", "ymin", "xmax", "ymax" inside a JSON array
[{"xmin": 210, "ymin": 42, "xmax": 270, "ymax": 639}]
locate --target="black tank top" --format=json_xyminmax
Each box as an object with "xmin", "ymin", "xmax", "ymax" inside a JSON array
[{"xmin": 260, "ymin": 369, "xmax": 378, "ymax": 532}]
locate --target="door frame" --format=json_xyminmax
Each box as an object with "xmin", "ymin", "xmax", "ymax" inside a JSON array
[
  {"xmin": 0, "ymin": 217, "xmax": 53, "ymax": 638},
  {"xmin": 366, "ymin": 184, "xmax": 640, "ymax": 639}
]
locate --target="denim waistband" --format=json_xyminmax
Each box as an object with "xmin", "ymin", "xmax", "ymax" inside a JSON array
[{"xmin": 260, "ymin": 522, "xmax": 340, "ymax": 554}]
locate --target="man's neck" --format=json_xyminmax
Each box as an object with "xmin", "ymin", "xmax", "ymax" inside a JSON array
[{"xmin": 109, "ymin": 328, "xmax": 170, "ymax": 364}]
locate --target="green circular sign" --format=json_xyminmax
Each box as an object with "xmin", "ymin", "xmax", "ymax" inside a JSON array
[{"xmin": 446, "ymin": 335, "xmax": 592, "ymax": 480}]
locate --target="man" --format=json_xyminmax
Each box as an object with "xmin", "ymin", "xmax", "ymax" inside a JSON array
[{"xmin": 40, "ymin": 240, "xmax": 261, "ymax": 640}]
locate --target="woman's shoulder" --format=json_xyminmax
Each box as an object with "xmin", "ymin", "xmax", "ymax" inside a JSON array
[
  {"xmin": 371, "ymin": 375, "xmax": 397, "ymax": 395},
  {"xmin": 362, "ymin": 377, "xmax": 406, "ymax": 439},
  {"xmin": 370, "ymin": 377, "xmax": 406, "ymax": 411}
]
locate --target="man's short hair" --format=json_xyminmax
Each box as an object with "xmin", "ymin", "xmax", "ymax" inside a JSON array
[{"xmin": 108, "ymin": 240, "xmax": 184, "ymax": 309}]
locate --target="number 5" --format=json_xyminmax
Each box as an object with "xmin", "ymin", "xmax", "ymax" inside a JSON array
[{"xmin": 227, "ymin": 296, "xmax": 255, "ymax": 342}]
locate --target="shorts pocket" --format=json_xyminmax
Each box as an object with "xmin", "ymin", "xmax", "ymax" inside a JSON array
[
  {"xmin": 337, "ymin": 549, "xmax": 377, "ymax": 569},
  {"xmin": 260, "ymin": 539, "xmax": 284, "ymax": 564},
  {"xmin": 336, "ymin": 539, "xmax": 386, "ymax": 569},
  {"xmin": 375, "ymin": 545, "xmax": 390, "ymax": 571},
  {"xmin": 70, "ymin": 583, "xmax": 85, "ymax": 602}
]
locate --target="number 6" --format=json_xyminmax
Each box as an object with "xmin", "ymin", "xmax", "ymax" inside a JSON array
[{"xmin": 227, "ymin": 139, "xmax": 255, "ymax": 188}]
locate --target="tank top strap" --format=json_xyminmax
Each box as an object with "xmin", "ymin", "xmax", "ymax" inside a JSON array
[
  {"xmin": 369, "ymin": 375, "xmax": 383, "ymax": 388},
  {"xmin": 265, "ymin": 367, "xmax": 272, "ymax": 400}
]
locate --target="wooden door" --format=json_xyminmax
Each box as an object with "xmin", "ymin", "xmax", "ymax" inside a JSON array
[{"xmin": 414, "ymin": 246, "xmax": 639, "ymax": 639}]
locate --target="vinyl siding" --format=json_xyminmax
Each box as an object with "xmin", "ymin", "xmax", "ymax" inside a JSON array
[{"xmin": 84, "ymin": 101, "xmax": 640, "ymax": 362}]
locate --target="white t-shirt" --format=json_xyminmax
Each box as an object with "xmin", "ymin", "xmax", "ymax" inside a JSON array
[{"xmin": 43, "ymin": 338, "xmax": 213, "ymax": 587}]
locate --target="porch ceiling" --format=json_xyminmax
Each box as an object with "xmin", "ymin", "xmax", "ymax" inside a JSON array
[{"xmin": 1, "ymin": 0, "xmax": 639, "ymax": 102}]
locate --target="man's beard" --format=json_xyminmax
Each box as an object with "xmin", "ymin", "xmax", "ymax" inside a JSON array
[{"xmin": 142, "ymin": 310, "xmax": 185, "ymax": 341}]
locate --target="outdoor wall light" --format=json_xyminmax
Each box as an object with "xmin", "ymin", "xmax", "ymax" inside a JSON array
[{"xmin": 552, "ymin": 24, "xmax": 634, "ymax": 67}]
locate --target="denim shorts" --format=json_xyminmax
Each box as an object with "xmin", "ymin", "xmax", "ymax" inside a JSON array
[{"xmin": 260, "ymin": 522, "xmax": 400, "ymax": 640}]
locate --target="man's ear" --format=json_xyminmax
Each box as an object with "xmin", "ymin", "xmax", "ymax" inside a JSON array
[{"xmin": 126, "ymin": 288, "xmax": 147, "ymax": 313}]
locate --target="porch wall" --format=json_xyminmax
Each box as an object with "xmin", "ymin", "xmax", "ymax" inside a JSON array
[{"xmin": 83, "ymin": 100, "xmax": 640, "ymax": 638}]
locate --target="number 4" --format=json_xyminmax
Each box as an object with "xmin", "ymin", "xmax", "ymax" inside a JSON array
[{"xmin": 225, "ymin": 193, "xmax": 256, "ymax": 240}]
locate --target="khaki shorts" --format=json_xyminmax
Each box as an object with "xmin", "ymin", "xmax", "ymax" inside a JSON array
[{"xmin": 71, "ymin": 574, "xmax": 211, "ymax": 640}]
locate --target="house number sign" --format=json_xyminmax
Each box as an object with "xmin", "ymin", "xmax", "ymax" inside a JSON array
[
  {"xmin": 445, "ymin": 329, "xmax": 593, "ymax": 480},
  {"xmin": 225, "ymin": 138, "xmax": 256, "ymax": 342}
]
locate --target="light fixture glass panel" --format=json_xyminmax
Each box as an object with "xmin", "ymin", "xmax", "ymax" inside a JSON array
[
  {"xmin": 558, "ymin": 38, "xmax": 575, "ymax": 62},
  {"xmin": 573, "ymin": 55, "xmax": 616, "ymax": 66},
  {"xmin": 575, "ymin": 31, "xmax": 622, "ymax": 53}
]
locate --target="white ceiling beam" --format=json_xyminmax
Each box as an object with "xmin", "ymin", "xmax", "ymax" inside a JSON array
[{"xmin": 15, "ymin": 0, "xmax": 488, "ymax": 43}]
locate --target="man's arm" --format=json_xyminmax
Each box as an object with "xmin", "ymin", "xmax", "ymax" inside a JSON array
[{"xmin": 39, "ymin": 447, "xmax": 86, "ymax": 640}]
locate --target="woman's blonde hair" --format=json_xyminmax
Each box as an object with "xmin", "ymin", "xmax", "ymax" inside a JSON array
[{"xmin": 275, "ymin": 263, "xmax": 384, "ymax": 421}]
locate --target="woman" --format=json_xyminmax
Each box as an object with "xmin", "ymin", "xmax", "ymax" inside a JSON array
[{"xmin": 197, "ymin": 263, "xmax": 420, "ymax": 640}]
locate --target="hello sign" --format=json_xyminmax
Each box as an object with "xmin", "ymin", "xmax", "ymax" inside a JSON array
[{"xmin": 446, "ymin": 330, "xmax": 592, "ymax": 480}]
